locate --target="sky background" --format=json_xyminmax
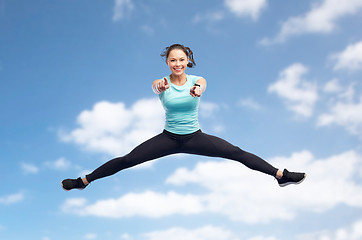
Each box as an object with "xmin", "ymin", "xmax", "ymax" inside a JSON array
[{"xmin": 1, "ymin": 0, "xmax": 362, "ymax": 239}]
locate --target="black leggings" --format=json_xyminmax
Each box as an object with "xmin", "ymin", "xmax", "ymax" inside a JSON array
[{"xmin": 86, "ymin": 129, "xmax": 278, "ymax": 183}]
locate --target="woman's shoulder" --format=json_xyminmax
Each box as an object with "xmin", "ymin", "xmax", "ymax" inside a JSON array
[
  {"xmin": 187, "ymin": 74, "xmax": 204, "ymax": 83},
  {"xmin": 188, "ymin": 74, "xmax": 203, "ymax": 78}
]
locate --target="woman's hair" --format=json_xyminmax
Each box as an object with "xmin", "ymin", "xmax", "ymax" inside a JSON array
[{"xmin": 161, "ymin": 44, "xmax": 196, "ymax": 68}]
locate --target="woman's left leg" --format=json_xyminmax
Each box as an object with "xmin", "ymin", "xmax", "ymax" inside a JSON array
[{"xmin": 183, "ymin": 130, "xmax": 278, "ymax": 177}]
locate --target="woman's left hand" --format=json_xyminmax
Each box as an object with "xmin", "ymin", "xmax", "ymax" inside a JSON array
[{"xmin": 190, "ymin": 85, "xmax": 202, "ymax": 98}]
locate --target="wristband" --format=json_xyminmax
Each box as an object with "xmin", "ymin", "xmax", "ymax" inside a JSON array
[
  {"xmin": 194, "ymin": 83, "xmax": 203, "ymax": 92},
  {"xmin": 152, "ymin": 82, "xmax": 161, "ymax": 94}
]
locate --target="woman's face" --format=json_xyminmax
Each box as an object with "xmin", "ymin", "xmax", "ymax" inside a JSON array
[{"xmin": 166, "ymin": 49, "xmax": 189, "ymax": 76}]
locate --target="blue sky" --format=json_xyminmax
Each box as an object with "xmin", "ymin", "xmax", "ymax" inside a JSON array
[{"xmin": 1, "ymin": 0, "xmax": 362, "ymax": 239}]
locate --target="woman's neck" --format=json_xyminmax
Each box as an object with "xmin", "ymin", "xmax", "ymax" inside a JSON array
[{"xmin": 170, "ymin": 73, "xmax": 187, "ymax": 86}]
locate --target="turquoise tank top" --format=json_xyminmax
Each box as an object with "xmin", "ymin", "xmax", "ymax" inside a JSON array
[{"xmin": 159, "ymin": 75, "xmax": 202, "ymax": 134}]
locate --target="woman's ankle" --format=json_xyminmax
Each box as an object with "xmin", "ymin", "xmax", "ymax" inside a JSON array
[
  {"xmin": 276, "ymin": 169, "xmax": 283, "ymax": 179},
  {"xmin": 82, "ymin": 177, "xmax": 89, "ymax": 185}
]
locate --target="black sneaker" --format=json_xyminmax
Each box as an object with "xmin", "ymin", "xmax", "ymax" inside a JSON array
[
  {"xmin": 277, "ymin": 169, "xmax": 306, "ymax": 187},
  {"xmin": 61, "ymin": 177, "xmax": 87, "ymax": 191}
]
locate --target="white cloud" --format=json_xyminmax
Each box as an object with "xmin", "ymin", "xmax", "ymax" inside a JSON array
[
  {"xmin": 167, "ymin": 150, "xmax": 362, "ymax": 223},
  {"xmin": 120, "ymin": 233, "xmax": 132, "ymax": 240},
  {"xmin": 59, "ymin": 99, "xmax": 164, "ymax": 157},
  {"xmin": 194, "ymin": 0, "xmax": 266, "ymax": 24},
  {"xmin": 199, "ymin": 101, "xmax": 220, "ymax": 118},
  {"xmin": 61, "ymin": 198, "xmax": 87, "ymax": 213},
  {"xmin": 166, "ymin": 160, "xmax": 288, "ymax": 223},
  {"xmin": 193, "ymin": 11, "xmax": 225, "ymax": 23},
  {"xmin": 318, "ymin": 82, "xmax": 362, "ymax": 135},
  {"xmin": 142, "ymin": 226, "xmax": 238, "ymax": 240},
  {"xmin": 0, "ymin": 192, "xmax": 24, "ymax": 205},
  {"xmin": 268, "ymin": 63, "xmax": 318, "ymax": 117},
  {"xmin": 210, "ymin": 124, "xmax": 225, "ymax": 133},
  {"xmin": 140, "ymin": 24, "xmax": 154, "ymax": 35},
  {"xmin": 323, "ymin": 78, "xmax": 342, "ymax": 93},
  {"xmin": 22, "ymin": 158, "xmax": 74, "ymax": 175},
  {"xmin": 260, "ymin": 0, "xmax": 362, "ymax": 44},
  {"xmin": 199, "ymin": 101, "xmax": 227, "ymax": 133},
  {"xmin": 20, "ymin": 162, "xmax": 39, "ymax": 174},
  {"xmin": 45, "ymin": 157, "xmax": 71, "ymax": 171},
  {"xmin": 84, "ymin": 233, "xmax": 97, "ymax": 240},
  {"xmin": 296, "ymin": 219, "xmax": 362, "ymax": 240},
  {"xmin": 270, "ymin": 150, "xmax": 362, "ymax": 210},
  {"xmin": 224, "ymin": 0, "xmax": 267, "ymax": 20},
  {"xmin": 116, "ymin": 226, "xmax": 276, "ymax": 240},
  {"xmin": 112, "ymin": 0, "xmax": 134, "ymax": 21},
  {"xmin": 61, "ymin": 191, "xmax": 203, "ymax": 218},
  {"xmin": 332, "ymin": 40, "xmax": 362, "ymax": 72},
  {"xmin": 237, "ymin": 97, "xmax": 261, "ymax": 110},
  {"xmin": 317, "ymin": 95, "xmax": 362, "ymax": 136},
  {"xmin": 61, "ymin": 150, "xmax": 362, "ymax": 224},
  {"xmin": 248, "ymin": 236, "xmax": 276, "ymax": 240}
]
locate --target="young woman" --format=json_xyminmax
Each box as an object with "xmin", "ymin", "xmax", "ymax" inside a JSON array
[{"xmin": 62, "ymin": 44, "xmax": 306, "ymax": 190}]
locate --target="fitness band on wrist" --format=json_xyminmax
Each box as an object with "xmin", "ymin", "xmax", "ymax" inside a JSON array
[{"xmin": 194, "ymin": 83, "xmax": 203, "ymax": 92}]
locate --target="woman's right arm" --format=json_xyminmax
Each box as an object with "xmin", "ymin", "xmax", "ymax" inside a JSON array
[{"xmin": 152, "ymin": 77, "xmax": 169, "ymax": 94}]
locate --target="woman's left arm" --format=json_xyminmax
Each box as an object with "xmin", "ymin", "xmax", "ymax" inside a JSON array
[{"xmin": 190, "ymin": 78, "xmax": 207, "ymax": 98}]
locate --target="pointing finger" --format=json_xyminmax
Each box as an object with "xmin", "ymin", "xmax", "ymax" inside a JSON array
[
  {"xmin": 164, "ymin": 77, "xmax": 170, "ymax": 89},
  {"xmin": 163, "ymin": 77, "xmax": 169, "ymax": 85}
]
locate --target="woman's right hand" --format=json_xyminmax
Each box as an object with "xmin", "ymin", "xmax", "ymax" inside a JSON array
[{"xmin": 157, "ymin": 77, "xmax": 170, "ymax": 93}]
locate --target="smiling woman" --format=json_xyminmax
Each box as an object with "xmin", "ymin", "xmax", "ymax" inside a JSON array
[
  {"xmin": 61, "ymin": 43, "xmax": 306, "ymax": 191},
  {"xmin": 161, "ymin": 44, "xmax": 196, "ymax": 68}
]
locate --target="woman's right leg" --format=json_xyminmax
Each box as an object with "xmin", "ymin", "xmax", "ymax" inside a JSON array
[
  {"xmin": 85, "ymin": 131, "xmax": 180, "ymax": 183},
  {"xmin": 181, "ymin": 131, "xmax": 279, "ymax": 176}
]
